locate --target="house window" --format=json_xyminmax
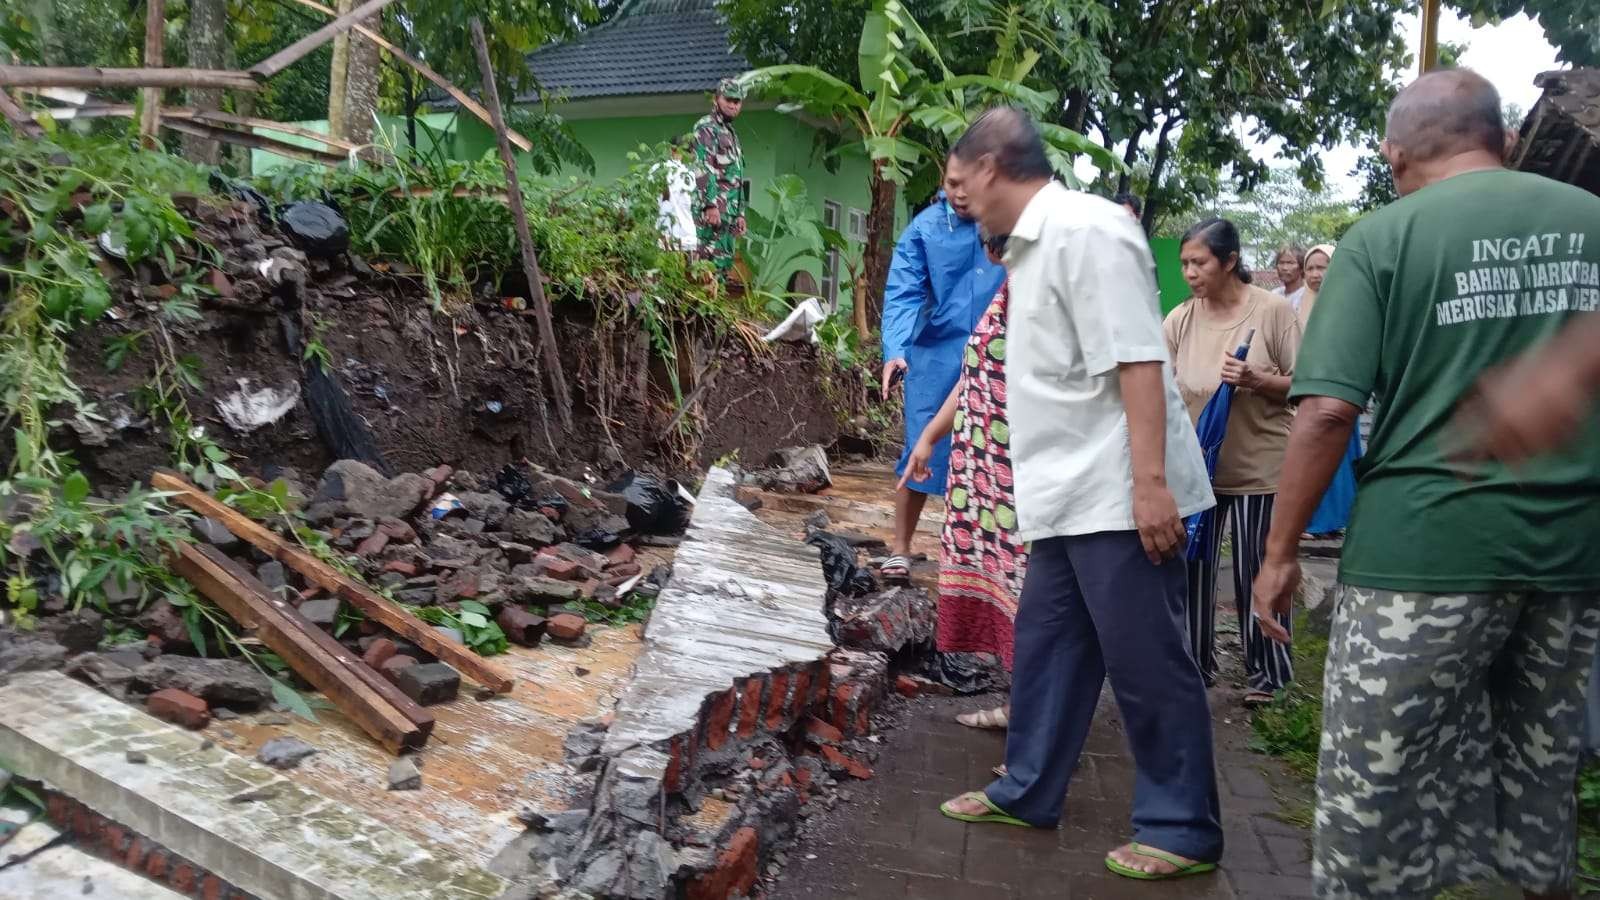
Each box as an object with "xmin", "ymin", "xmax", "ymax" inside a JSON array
[
  {"xmin": 821, "ymin": 200, "xmax": 842, "ymax": 308},
  {"xmin": 846, "ymin": 208, "xmax": 868, "ymax": 242}
]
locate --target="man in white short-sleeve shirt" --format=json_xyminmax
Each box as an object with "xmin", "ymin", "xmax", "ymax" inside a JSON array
[{"xmin": 932, "ymin": 107, "xmax": 1222, "ymax": 881}]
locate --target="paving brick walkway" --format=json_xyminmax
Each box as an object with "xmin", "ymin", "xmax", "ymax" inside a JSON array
[{"xmin": 769, "ymin": 664, "xmax": 1315, "ymax": 900}]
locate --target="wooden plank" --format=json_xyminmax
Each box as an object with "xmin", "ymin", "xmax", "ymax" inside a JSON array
[
  {"xmin": 469, "ymin": 17, "xmax": 573, "ymax": 432},
  {"xmin": 249, "ymin": 0, "xmax": 398, "ymax": 80},
  {"xmin": 34, "ymin": 101, "xmax": 359, "ymax": 151},
  {"xmin": 0, "ymin": 90, "xmax": 43, "ymax": 138},
  {"xmin": 171, "ymin": 543, "xmax": 424, "ymax": 753},
  {"xmin": 0, "ymin": 65, "xmax": 260, "ymax": 92},
  {"xmin": 199, "ymin": 548, "xmax": 436, "ymax": 733},
  {"xmin": 160, "ymin": 118, "xmax": 347, "ymax": 165},
  {"xmin": 279, "ymin": 0, "xmax": 533, "ymax": 152},
  {"xmin": 139, "ymin": 0, "xmax": 166, "ymax": 148},
  {"xmin": 151, "ymin": 470, "xmax": 516, "ymax": 693}
]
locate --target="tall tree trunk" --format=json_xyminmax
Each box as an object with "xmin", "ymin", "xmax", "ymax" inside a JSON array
[
  {"xmin": 861, "ymin": 167, "xmax": 898, "ymax": 340},
  {"xmin": 1115, "ymin": 125, "xmax": 1146, "ymax": 194},
  {"xmin": 1064, "ymin": 88, "xmax": 1088, "ymax": 133},
  {"xmin": 343, "ymin": 30, "xmax": 381, "ymax": 145},
  {"xmin": 326, "ymin": 0, "xmax": 353, "ymax": 139},
  {"xmin": 1141, "ymin": 116, "xmax": 1180, "ymax": 233},
  {"xmin": 181, "ymin": 0, "xmax": 227, "ymax": 165},
  {"xmin": 402, "ymin": 66, "xmax": 418, "ymax": 149}
]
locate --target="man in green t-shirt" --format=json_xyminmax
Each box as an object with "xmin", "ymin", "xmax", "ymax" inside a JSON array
[{"xmin": 1251, "ymin": 69, "xmax": 1600, "ymax": 900}]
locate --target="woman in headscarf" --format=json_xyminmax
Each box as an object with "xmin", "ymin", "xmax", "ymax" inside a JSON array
[
  {"xmin": 902, "ymin": 232, "xmax": 1022, "ymax": 743},
  {"xmin": 1298, "ymin": 243, "xmax": 1362, "ymax": 539}
]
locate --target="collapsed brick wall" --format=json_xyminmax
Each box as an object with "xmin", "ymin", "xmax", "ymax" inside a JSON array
[{"xmin": 39, "ymin": 788, "xmax": 258, "ymax": 900}]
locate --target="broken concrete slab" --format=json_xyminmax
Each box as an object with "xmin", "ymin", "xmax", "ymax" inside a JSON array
[
  {"xmin": 0, "ymin": 672, "xmax": 507, "ymax": 899},
  {"xmin": 388, "ymin": 755, "xmax": 423, "ymax": 791},
  {"xmin": 129, "ymin": 656, "xmax": 273, "ymax": 709}
]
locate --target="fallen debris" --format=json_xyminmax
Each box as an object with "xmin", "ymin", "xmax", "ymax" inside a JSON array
[
  {"xmin": 146, "ymin": 688, "xmax": 209, "ymax": 730},
  {"xmin": 257, "ymin": 736, "xmax": 318, "ymax": 770},
  {"xmin": 741, "ymin": 445, "xmax": 832, "ymax": 494},
  {"xmin": 387, "ymin": 755, "xmax": 423, "ymax": 791}
]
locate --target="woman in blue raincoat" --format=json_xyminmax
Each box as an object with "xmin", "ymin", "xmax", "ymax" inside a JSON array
[{"xmin": 880, "ymin": 185, "xmax": 1006, "ymax": 582}]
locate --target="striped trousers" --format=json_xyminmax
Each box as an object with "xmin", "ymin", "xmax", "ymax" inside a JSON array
[{"xmin": 1184, "ymin": 493, "xmax": 1293, "ymax": 693}]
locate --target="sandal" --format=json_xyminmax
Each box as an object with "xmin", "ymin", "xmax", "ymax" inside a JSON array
[
  {"xmin": 991, "ymin": 763, "xmax": 1007, "ymax": 778},
  {"xmin": 1105, "ymin": 843, "xmax": 1217, "ymax": 881},
  {"xmin": 956, "ymin": 706, "xmax": 1009, "ymax": 730},
  {"xmin": 939, "ymin": 791, "xmax": 1031, "ymax": 827},
  {"xmin": 880, "ymin": 555, "xmax": 910, "ymax": 582},
  {"xmin": 1243, "ymin": 690, "xmax": 1275, "ymax": 709}
]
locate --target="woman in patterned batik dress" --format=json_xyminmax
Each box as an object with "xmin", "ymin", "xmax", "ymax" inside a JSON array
[{"xmin": 902, "ymin": 276, "xmax": 1025, "ymax": 734}]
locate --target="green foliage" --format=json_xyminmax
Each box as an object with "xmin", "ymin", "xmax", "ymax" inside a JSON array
[
  {"xmin": 416, "ymin": 602, "xmax": 510, "ymax": 656},
  {"xmin": 1183, "ymin": 168, "xmax": 1361, "ymax": 265},
  {"xmin": 740, "ymin": 175, "xmax": 847, "ymax": 316},
  {"xmin": 1249, "ymin": 611, "xmax": 1330, "ymax": 783},
  {"xmin": 580, "ymin": 591, "xmax": 655, "ymax": 625}
]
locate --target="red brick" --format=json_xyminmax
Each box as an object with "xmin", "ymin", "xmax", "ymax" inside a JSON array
[
  {"xmin": 789, "ymin": 668, "xmax": 812, "ymax": 721},
  {"xmin": 102, "ymin": 822, "xmax": 129, "ymax": 855},
  {"xmin": 857, "ymin": 702, "xmax": 871, "ymax": 737},
  {"xmin": 538, "ymin": 506, "xmax": 562, "ymax": 521},
  {"xmin": 125, "ymin": 836, "xmax": 149, "ymax": 870},
  {"xmin": 145, "ymin": 849, "xmax": 169, "ymax": 880},
  {"xmin": 735, "ymin": 678, "xmax": 764, "ymax": 739},
  {"xmin": 437, "ymin": 568, "xmax": 480, "ymax": 600},
  {"xmin": 764, "ymin": 670, "xmax": 791, "ymax": 731},
  {"xmin": 804, "ymin": 716, "xmax": 843, "ymax": 746},
  {"xmin": 209, "ymin": 269, "xmax": 234, "ymax": 297},
  {"xmin": 148, "ymin": 688, "xmax": 210, "ymax": 729},
  {"xmin": 606, "ymin": 562, "xmax": 642, "ymax": 580},
  {"xmin": 498, "ymin": 606, "xmax": 548, "ymax": 646},
  {"xmin": 202, "ymin": 874, "xmax": 225, "ymax": 900},
  {"xmin": 604, "ymin": 544, "xmax": 636, "ymax": 568},
  {"xmin": 820, "ymin": 745, "xmax": 873, "ymax": 780},
  {"xmin": 686, "ymin": 826, "xmax": 759, "ymax": 900},
  {"xmin": 546, "ymin": 613, "xmax": 586, "ymax": 642},
  {"xmin": 664, "ymin": 733, "xmax": 688, "ymax": 795},
  {"xmin": 355, "ymin": 532, "xmax": 390, "ymax": 558},
  {"xmin": 378, "ymin": 654, "xmax": 419, "ymax": 683},
  {"xmin": 704, "ymin": 689, "xmax": 737, "ymax": 750},
  {"xmin": 748, "ymin": 756, "xmax": 769, "ymax": 771},
  {"xmin": 831, "ymin": 683, "xmax": 858, "ymax": 734},
  {"xmin": 171, "ymin": 860, "xmax": 199, "ymax": 894},
  {"xmin": 382, "ymin": 559, "xmax": 419, "ymax": 577},
  {"xmin": 537, "ymin": 556, "xmax": 581, "ymax": 581},
  {"xmin": 812, "ymin": 663, "xmax": 832, "ymax": 706},
  {"xmin": 895, "ymin": 675, "xmax": 920, "ymax": 698},
  {"xmin": 377, "ymin": 517, "xmax": 418, "ymax": 543},
  {"xmin": 363, "ymin": 638, "xmax": 398, "ymax": 669}
]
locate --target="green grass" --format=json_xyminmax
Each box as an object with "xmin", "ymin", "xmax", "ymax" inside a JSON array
[{"xmin": 1249, "ymin": 610, "xmax": 1328, "ymax": 783}]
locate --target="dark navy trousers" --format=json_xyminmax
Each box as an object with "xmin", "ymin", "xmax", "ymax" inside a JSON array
[{"xmin": 984, "ymin": 530, "xmax": 1224, "ymax": 863}]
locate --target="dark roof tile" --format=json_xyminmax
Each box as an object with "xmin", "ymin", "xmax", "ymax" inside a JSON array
[{"xmin": 522, "ymin": 3, "xmax": 749, "ymax": 101}]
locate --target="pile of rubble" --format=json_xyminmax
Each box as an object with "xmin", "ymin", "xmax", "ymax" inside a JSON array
[{"xmin": 2, "ymin": 457, "xmax": 682, "ymax": 745}]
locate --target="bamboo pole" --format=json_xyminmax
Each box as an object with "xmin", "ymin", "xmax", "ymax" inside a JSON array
[
  {"xmin": 470, "ymin": 17, "xmax": 573, "ymax": 431},
  {"xmin": 278, "ymin": 0, "xmax": 533, "ymax": 152},
  {"xmin": 160, "ymin": 118, "xmax": 347, "ymax": 165},
  {"xmin": 139, "ymin": 0, "xmax": 166, "ymax": 148},
  {"xmin": 40, "ymin": 103, "xmax": 360, "ymax": 151},
  {"xmin": 1420, "ymin": 0, "xmax": 1441, "ymax": 75},
  {"xmin": 0, "ymin": 66, "xmax": 260, "ymax": 92},
  {"xmin": 0, "ymin": 90, "xmax": 43, "ymax": 137},
  {"xmin": 326, "ymin": 0, "xmax": 353, "ymax": 138},
  {"xmin": 249, "ymin": 0, "xmax": 397, "ymax": 80}
]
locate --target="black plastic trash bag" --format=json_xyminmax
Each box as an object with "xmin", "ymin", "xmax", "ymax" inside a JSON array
[
  {"xmin": 806, "ymin": 530, "xmax": 877, "ymax": 598},
  {"xmin": 280, "ymin": 201, "xmax": 349, "ymax": 259},
  {"xmin": 608, "ymin": 472, "xmax": 689, "ymax": 535},
  {"xmin": 922, "ymin": 651, "xmax": 1003, "ymax": 695},
  {"xmin": 209, "ymin": 171, "xmax": 273, "ymax": 221},
  {"xmin": 493, "ymin": 464, "xmax": 535, "ymax": 507},
  {"xmin": 573, "ymin": 526, "xmax": 622, "ymax": 552}
]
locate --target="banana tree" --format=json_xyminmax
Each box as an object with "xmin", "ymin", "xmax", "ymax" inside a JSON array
[{"xmin": 740, "ymin": 0, "xmax": 1122, "ymax": 333}]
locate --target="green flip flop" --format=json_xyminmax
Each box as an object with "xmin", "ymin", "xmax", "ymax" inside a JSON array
[
  {"xmin": 1104, "ymin": 843, "xmax": 1218, "ymax": 881},
  {"xmin": 938, "ymin": 791, "xmax": 1031, "ymax": 828}
]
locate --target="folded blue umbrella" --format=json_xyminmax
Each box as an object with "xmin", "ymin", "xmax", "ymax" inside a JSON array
[{"xmin": 1184, "ymin": 328, "xmax": 1255, "ymax": 562}]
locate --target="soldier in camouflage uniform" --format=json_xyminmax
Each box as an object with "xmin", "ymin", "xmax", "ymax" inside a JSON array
[
  {"xmin": 692, "ymin": 78, "xmax": 746, "ymax": 274},
  {"xmin": 1251, "ymin": 69, "xmax": 1600, "ymax": 899}
]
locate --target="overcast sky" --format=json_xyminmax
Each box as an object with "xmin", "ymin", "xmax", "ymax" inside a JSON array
[{"xmin": 1319, "ymin": 9, "xmax": 1561, "ymax": 195}]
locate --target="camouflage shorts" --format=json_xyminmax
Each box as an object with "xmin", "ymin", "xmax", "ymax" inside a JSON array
[{"xmin": 1314, "ymin": 585, "xmax": 1600, "ymax": 898}]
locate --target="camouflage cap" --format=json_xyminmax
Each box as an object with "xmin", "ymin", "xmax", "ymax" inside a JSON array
[{"xmin": 716, "ymin": 77, "xmax": 747, "ymax": 100}]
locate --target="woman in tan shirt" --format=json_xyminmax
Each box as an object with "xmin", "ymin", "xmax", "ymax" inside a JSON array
[{"xmin": 1164, "ymin": 218, "xmax": 1302, "ymax": 706}]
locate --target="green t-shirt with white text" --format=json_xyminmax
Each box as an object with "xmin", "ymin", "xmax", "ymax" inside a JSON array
[{"xmin": 1293, "ymin": 169, "xmax": 1600, "ymax": 592}]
